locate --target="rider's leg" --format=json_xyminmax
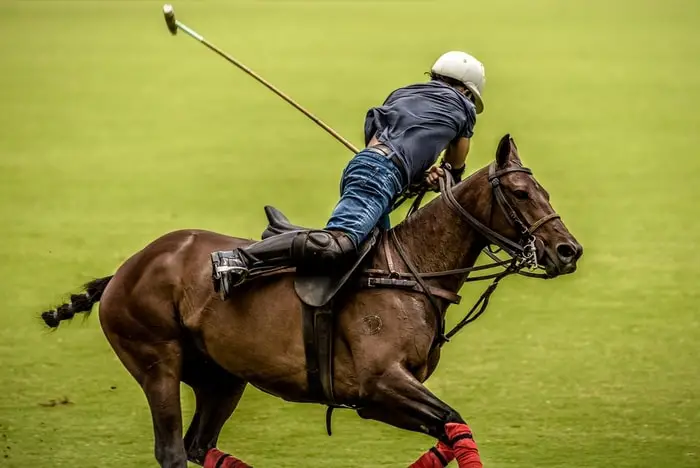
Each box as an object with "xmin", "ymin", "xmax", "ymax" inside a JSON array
[
  {"xmin": 211, "ymin": 229, "xmax": 356, "ymax": 297},
  {"xmin": 211, "ymin": 150, "xmax": 404, "ymax": 296},
  {"xmin": 324, "ymin": 151, "xmax": 403, "ymax": 246}
]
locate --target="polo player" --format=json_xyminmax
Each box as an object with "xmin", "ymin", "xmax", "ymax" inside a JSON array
[{"xmin": 211, "ymin": 51, "xmax": 486, "ymax": 297}]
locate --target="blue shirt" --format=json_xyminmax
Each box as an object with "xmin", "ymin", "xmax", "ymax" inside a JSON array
[{"xmin": 364, "ymin": 81, "xmax": 476, "ymax": 185}]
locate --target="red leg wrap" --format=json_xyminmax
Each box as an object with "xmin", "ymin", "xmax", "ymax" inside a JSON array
[
  {"xmin": 204, "ymin": 448, "xmax": 252, "ymax": 468},
  {"xmin": 445, "ymin": 423, "xmax": 483, "ymax": 468},
  {"xmin": 409, "ymin": 441, "xmax": 455, "ymax": 467}
]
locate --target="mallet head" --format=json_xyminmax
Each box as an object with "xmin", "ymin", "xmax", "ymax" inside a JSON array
[{"xmin": 163, "ymin": 4, "xmax": 177, "ymax": 35}]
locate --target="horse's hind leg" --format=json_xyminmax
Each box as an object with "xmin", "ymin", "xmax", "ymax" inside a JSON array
[
  {"xmin": 101, "ymin": 306, "xmax": 188, "ymax": 468},
  {"xmin": 120, "ymin": 339, "xmax": 188, "ymax": 467},
  {"xmin": 144, "ymin": 345, "xmax": 188, "ymax": 467},
  {"xmin": 183, "ymin": 378, "xmax": 247, "ymax": 466}
]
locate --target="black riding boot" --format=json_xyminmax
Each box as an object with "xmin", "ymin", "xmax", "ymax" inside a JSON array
[{"xmin": 211, "ymin": 230, "xmax": 356, "ymax": 299}]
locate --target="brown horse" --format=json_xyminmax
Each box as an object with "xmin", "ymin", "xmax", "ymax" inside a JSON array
[{"xmin": 41, "ymin": 135, "xmax": 581, "ymax": 468}]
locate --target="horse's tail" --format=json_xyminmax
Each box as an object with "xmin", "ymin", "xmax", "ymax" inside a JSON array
[{"xmin": 41, "ymin": 276, "xmax": 114, "ymax": 329}]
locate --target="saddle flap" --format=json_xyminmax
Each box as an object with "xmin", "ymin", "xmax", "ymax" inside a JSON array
[
  {"xmin": 262, "ymin": 205, "xmax": 305, "ymax": 239},
  {"xmin": 294, "ymin": 228, "xmax": 381, "ymax": 308}
]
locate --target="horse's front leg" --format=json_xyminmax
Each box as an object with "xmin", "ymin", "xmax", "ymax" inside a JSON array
[
  {"xmin": 357, "ymin": 364, "xmax": 483, "ymax": 468},
  {"xmin": 356, "ymin": 406, "xmax": 455, "ymax": 467}
]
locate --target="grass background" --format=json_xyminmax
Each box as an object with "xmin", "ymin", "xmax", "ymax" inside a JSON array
[{"xmin": 1, "ymin": 0, "xmax": 699, "ymax": 466}]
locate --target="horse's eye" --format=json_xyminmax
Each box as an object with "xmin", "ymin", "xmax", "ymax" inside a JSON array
[{"xmin": 513, "ymin": 190, "xmax": 529, "ymax": 200}]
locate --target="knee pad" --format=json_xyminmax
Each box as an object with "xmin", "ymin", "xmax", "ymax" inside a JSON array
[{"xmin": 292, "ymin": 230, "xmax": 357, "ymax": 268}]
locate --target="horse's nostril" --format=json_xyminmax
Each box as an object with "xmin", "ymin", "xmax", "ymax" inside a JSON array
[{"xmin": 556, "ymin": 243, "xmax": 576, "ymax": 262}]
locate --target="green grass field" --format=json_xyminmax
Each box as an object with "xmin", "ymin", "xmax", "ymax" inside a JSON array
[{"xmin": 1, "ymin": 0, "xmax": 699, "ymax": 466}]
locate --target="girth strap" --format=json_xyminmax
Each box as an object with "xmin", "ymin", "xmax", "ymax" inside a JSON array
[
  {"xmin": 302, "ymin": 303, "xmax": 323, "ymax": 399},
  {"xmin": 301, "ymin": 303, "xmax": 336, "ymax": 406},
  {"xmin": 315, "ymin": 307, "xmax": 335, "ymax": 404}
]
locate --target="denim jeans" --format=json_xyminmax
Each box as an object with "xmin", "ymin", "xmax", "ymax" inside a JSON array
[{"xmin": 325, "ymin": 150, "xmax": 406, "ymax": 247}]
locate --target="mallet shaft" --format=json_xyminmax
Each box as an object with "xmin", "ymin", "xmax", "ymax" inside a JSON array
[
  {"xmin": 175, "ymin": 20, "xmax": 203, "ymax": 41},
  {"xmin": 172, "ymin": 19, "xmax": 359, "ymax": 154}
]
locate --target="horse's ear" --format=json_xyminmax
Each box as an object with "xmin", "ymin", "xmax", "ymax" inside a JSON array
[
  {"xmin": 509, "ymin": 136, "xmax": 522, "ymax": 164},
  {"xmin": 496, "ymin": 134, "xmax": 512, "ymax": 167}
]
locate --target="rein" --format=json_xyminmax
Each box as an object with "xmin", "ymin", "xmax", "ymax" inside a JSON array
[{"xmin": 375, "ymin": 162, "xmax": 560, "ymax": 345}]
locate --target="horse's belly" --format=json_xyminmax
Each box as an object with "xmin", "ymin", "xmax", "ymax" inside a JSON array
[{"xmin": 195, "ymin": 278, "xmax": 314, "ymax": 400}]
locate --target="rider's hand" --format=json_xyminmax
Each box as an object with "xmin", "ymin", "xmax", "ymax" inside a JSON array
[{"xmin": 425, "ymin": 166, "xmax": 445, "ymax": 189}]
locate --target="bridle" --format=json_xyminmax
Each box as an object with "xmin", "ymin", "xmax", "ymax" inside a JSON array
[
  {"xmin": 487, "ymin": 163, "xmax": 560, "ymax": 263},
  {"xmin": 437, "ymin": 162, "xmax": 560, "ymax": 268},
  {"xmin": 385, "ymin": 161, "xmax": 562, "ymax": 345}
]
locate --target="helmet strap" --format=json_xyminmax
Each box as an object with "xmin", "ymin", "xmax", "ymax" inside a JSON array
[{"xmin": 464, "ymin": 89, "xmax": 475, "ymax": 105}]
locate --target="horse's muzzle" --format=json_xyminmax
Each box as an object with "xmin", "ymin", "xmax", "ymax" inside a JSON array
[{"xmin": 541, "ymin": 240, "xmax": 583, "ymax": 277}]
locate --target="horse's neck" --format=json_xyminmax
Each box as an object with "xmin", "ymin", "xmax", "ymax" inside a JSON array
[{"xmin": 392, "ymin": 171, "xmax": 491, "ymax": 292}]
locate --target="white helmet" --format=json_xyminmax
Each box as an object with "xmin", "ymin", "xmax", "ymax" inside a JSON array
[{"xmin": 431, "ymin": 51, "xmax": 486, "ymax": 114}]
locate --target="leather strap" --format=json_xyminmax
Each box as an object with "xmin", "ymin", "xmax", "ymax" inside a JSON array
[
  {"xmin": 366, "ymin": 144, "xmax": 391, "ymax": 156},
  {"xmin": 488, "ymin": 163, "xmax": 529, "ymax": 234},
  {"xmin": 302, "ymin": 303, "xmax": 337, "ymax": 405},
  {"xmin": 487, "ymin": 163, "xmax": 560, "ymax": 236},
  {"xmin": 302, "ymin": 303, "xmax": 323, "ymax": 399},
  {"xmin": 445, "ymin": 266, "xmax": 513, "ymax": 340},
  {"xmin": 364, "ymin": 276, "xmax": 461, "ymax": 304},
  {"xmin": 528, "ymin": 212, "xmax": 560, "ymax": 234},
  {"xmin": 365, "ymin": 144, "xmax": 407, "ymax": 181},
  {"xmin": 390, "ymin": 230, "xmax": 447, "ymax": 343},
  {"xmin": 363, "ymin": 256, "xmax": 512, "ymax": 280},
  {"xmin": 439, "ymin": 171, "xmax": 525, "ymax": 258},
  {"xmin": 314, "ymin": 307, "xmax": 336, "ymax": 405},
  {"xmin": 489, "ymin": 166, "xmax": 532, "ymax": 179},
  {"xmin": 382, "ymin": 233, "xmax": 398, "ymax": 276}
]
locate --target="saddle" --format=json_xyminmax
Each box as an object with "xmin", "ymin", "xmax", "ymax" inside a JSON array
[{"xmin": 260, "ymin": 206, "xmax": 380, "ymax": 413}]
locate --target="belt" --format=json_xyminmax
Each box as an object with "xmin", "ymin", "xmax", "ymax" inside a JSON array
[{"xmin": 365, "ymin": 144, "xmax": 407, "ymax": 183}]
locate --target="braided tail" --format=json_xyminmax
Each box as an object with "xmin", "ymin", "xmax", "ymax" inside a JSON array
[{"xmin": 41, "ymin": 276, "xmax": 114, "ymax": 328}]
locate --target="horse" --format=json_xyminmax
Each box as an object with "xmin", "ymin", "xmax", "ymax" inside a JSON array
[{"xmin": 41, "ymin": 134, "xmax": 582, "ymax": 468}]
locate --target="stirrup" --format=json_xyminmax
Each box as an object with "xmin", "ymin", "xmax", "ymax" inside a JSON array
[
  {"xmin": 210, "ymin": 251, "xmax": 249, "ymax": 299},
  {"xmin": 210, "ymin": 251, "xmax": 244, "ymax": 276},
  {"xmin": 221, "ymin": 268, "xmax": 248, "ymax": 298}
]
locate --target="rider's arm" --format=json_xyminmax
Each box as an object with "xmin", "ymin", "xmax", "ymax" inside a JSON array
[
  {"xmin": 442, "ymin": 137, "xmax": 470, "ymax": 180},
  {"xmin": 425, "ymin": 137, "xmax": 470, "ymax": 188}
]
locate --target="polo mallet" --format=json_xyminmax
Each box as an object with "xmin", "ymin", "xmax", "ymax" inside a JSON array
[{"xmin": 162, "ymin": 4, "xmax": 359, "ymax": 154}]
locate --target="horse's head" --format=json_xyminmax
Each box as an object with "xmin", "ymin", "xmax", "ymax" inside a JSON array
[{"xmin": 484, "ymin": 134, "xmax": 582, "ymax": 277}]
